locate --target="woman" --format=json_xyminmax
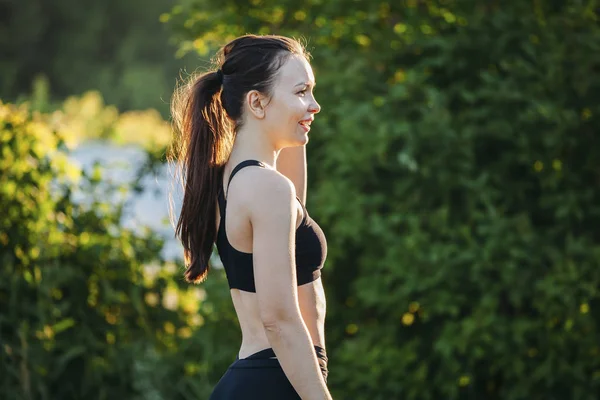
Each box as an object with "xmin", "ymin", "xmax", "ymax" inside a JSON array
[{"xmin": 170, "ymin": 35, "xmax": 332, "ymax": 400}]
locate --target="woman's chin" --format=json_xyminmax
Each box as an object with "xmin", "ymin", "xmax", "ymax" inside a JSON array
[
  {"xmin": 297, "ymin": 134, "xmax": 309, "ymax": 146},
  {"xmin": 286, "ymin": 133, "xmax": 309, "ymax": 147}
]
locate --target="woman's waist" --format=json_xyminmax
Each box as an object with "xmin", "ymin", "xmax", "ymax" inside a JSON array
[
  {"xmin": 236, "ymin": 316, "xmax": 326, "ymax": 358},
  {"xmin": 238, "ymin": 336, "xmax": 325, "ymax": 359},
  {"xmin": 232, "ymin": 344, "xmax": 329, "ymax": 382}
]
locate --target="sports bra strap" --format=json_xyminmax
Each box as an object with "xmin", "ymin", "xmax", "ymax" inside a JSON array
[
  {"xmin": 217, "ymin": 184, "xmax": 226, "ymax": 216},
  {"xmin": 226, "ymin": 160, "xmax": 267, "ymax": 196}
]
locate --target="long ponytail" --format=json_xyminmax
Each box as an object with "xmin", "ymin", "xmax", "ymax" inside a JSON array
[{"xmin": 169, "ymin": 70, "xmax": 234, "ymax": 283}]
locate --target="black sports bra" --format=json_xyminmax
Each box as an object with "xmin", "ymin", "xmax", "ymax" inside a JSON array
[{"xmin": 216, "ymin": 160, "xmax": 327, "ymax": 292}]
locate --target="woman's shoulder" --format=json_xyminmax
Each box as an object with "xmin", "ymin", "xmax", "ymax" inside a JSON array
[
  {"xmin": 231, "ymin": 165, "xmax": 295, "ymax": 197},
  {"xmin": 232, "ymin": 166, "xmax": 297, "ymax": 219}
]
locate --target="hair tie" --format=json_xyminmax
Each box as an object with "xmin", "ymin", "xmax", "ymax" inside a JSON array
[{"xmin": 215, "ymin": 69, "xmax": 223, "ymax": 84}]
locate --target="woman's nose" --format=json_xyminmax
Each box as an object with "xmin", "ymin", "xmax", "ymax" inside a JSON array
[{"xmin": 309, "ymin": 100, "xmax": 321, "ymax": 114}]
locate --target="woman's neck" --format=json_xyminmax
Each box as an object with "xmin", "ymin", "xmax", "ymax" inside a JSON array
[{"xmin": 228, "ymin": 127, "xmax": 280, "ymax": 169}]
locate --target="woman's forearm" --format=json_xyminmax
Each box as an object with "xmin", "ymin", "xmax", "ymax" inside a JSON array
[{"xmin": 263, "ymin": 317, "xmax": 332, "ymax": 400}]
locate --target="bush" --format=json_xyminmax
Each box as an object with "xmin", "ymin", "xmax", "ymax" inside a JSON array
[{"xmin": 0, "ymin": 101, "xmax": 237, "ymax": 399}]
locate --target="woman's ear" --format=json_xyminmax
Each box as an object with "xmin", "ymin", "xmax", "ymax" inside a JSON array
[{"xmin": 246, "ymin": 90, "xmax": 268, "ymax": 119}]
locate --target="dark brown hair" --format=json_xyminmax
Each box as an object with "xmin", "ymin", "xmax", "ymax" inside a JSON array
[{"xmin": 169, "ymin": 35, "xmax": 309, "ymax": 283}]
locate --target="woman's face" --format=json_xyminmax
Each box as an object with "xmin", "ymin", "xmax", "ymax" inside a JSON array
[{"xmin": 263, "ymin": 55, "xmax": 321, "ymax": 148}]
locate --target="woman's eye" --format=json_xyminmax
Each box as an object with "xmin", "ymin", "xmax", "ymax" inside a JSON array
[{"xmin": 298, "ymin": 88, "xmax": 307, "ymax": 96}]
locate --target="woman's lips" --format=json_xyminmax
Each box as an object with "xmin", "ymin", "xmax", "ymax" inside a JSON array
[{"xmin": 299, "ymin": 121, "xmax": 310, "ymax": 132}]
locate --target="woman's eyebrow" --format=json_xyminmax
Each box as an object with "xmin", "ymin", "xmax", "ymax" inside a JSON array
[{"xmin": 294, "ymin": 81, "xmax": 316, "ymax": 88}]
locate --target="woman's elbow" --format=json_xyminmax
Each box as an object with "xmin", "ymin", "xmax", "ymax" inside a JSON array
[{"xmin": 260, "ymin": 307, "xmax": 302, "ymax": 333}]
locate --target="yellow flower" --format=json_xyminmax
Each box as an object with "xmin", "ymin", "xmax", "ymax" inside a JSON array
[
  {"xmin": 401, "ymin": 313, "xmax": 414, "ymax": 326},
  {"xmin": 580, "ymin": 303, "xmax": 590, "ymax": 314},
  {"xmin": 408, "ymin": 301, "xmax": 420, "ymax": 313},
  {"xmin": 346, "ymin": 323, "xmax": 358, "ymax": 335}
]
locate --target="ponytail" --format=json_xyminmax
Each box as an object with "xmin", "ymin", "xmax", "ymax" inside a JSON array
[{"xmin": 169, "ymin": 70, "xmax": 234, "ymax": 283}]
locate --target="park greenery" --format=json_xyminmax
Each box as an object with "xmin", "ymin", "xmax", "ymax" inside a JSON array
[
  {"xmin": 0, "ymin": 0, "xmax": 198, "ymax": 117},
  {"xmin": 2, "ymin": 0, "xmax": 600, "ymax": 399}
]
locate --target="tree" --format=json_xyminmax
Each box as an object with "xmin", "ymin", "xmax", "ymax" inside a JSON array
[{"xmin": 0, "ymin": 0, "xmax": 197, "ymax": 116}]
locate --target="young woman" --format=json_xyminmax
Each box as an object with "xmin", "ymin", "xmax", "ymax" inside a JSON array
[{"xmin": 170, "ymin": 35, "xmax": 332, "ymax": 399}]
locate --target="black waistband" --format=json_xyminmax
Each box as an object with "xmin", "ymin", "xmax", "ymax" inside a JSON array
[
  {"xmin": 233, "ymin": 345, "xmax": 329, "ymax": 382},
  {"xmin": 242, "ymin": 345, "xmax": 327, "ymax": 362}
]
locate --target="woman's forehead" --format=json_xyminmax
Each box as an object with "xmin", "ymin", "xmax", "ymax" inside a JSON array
[{"xmin": 276, "ymin": 56, "xmax": 315, "ymax": 87}]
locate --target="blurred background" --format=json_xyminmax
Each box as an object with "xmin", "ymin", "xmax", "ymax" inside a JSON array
[{"xmin": 1, "ymin": 1, "xmax": 600, "ymax": 399}]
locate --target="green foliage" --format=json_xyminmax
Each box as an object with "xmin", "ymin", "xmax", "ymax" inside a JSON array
[
  {"xmin": 58, "ymin": 90, "xmax": 173, "ymax": 151},
  {"xmin": 12, "ymin": 84, "xmax": 172, "ymax": 155},
  {"xmin": 0, "ymin": 0, "xmax": 199, "ymax": 117},
  {"xmin": 0, "ymin": 101, "xmax": 238, "ymax": 399},
  {"xmin": 168, "ymin": 1, "xmax": 600, "ymax": 398}
]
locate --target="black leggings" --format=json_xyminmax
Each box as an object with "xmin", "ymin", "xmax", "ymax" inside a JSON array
[{"xmin": 209, "ymin": 346, "xmax": 328, "ymax": 400}]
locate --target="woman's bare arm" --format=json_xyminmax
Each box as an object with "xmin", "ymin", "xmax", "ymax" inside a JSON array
[
  {"xmin": 248, "ymin": 169, "xmax": 331, "ymax": 400},
  {"xmin": 276, "ymin": 145, "xmax": 307, "ymax": 204}
]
